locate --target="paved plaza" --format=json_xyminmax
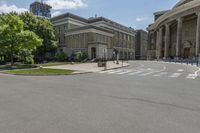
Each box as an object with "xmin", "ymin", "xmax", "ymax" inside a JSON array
[{"xmin": 44, "ymin": 61, "xmax": 129, "ymax": 73}]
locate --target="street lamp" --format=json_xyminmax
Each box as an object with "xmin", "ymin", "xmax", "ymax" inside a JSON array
[
  {"xmin": 113, "ymin": 49, "xmax": 119, "ymax": 64},
  {"xmin": 103, "ymin": 48, "xmax": 107, "ymax": 70}
]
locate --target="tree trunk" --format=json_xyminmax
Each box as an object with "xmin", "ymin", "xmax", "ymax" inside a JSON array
[{"xmin": 10, "ymin": 46, "xmax": 14, "ymax": 66}]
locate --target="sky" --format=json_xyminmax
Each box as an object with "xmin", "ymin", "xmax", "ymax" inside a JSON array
[{"xmin": 0, "ymin": 0, "xmax": 180, "ymax": 30}]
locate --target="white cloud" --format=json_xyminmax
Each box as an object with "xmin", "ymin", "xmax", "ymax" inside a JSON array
[
  {"xmin": 45, "ymin": 0, "xmax": 87, "ymax": 10},
  {"xmin": 0, "ymin": 4, "xmax": 28, "ymax": 13},
  {"xmin": 135, "ymin": 17, "xmax": 146, "ymax": 22},
  {"xmin": 52, "ymin": 11, "xmax": 62, "ymax": 17}
]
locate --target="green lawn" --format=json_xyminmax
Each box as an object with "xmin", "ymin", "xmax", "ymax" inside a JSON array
[
  {"xmin": 37, "ymin": 62, "xmax": 71, "ymax": 67},
  {"xmin": 5, "ymin": 68, "xmax": 75, "ymax": 75}
]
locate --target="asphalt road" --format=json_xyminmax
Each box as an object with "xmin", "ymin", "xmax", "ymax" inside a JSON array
[{"xmin": 0, "ymin": 61, "xmax": 200, "ymax": 133}]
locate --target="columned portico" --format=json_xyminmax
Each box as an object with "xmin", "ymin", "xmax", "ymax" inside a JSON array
[
  {"xmin": 196, "ymin": 12, "xmax": 200, "ymax": 57},
  {"xmin": 164, "ymin": 24, "xmax": 170, "ymax": 58},
  {"xmin": 176, "ymin": 18, "xmax": 183, "ymax": 58},
  {"xmin": 147, "ymin": 0, "xmax": 200, "ymax": 60}
]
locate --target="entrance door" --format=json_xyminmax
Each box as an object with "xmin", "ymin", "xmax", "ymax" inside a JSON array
[
  {"xmin": 91, "ymin": 47, "xmax": 96, "ymax": 59},
  {"xmin": 184, "ymin": 48, "xmax": 190, "ymax": 58}
]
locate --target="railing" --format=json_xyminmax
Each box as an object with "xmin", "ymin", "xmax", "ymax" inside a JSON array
[{"xmin": 163, "ymin": 59, "xmax": 200, "ymax": 67}]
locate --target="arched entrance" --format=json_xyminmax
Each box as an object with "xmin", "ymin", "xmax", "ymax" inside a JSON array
[
  {"xmin": 183, "ymin": 41, "xmax": 192, "ymax": 59},
  {"xmin": 91, "ymin": 47, "xmax": 96, "ymax": 59},
  {"xmin": 184, "ymin": 48, "xmax": 190, "ymax": 58}
]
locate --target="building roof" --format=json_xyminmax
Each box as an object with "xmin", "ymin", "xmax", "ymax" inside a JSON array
[
  {"xmin": 51, "ymin": 12, "xmax": 88, "ymax": 23},
  {"xmin": 67, "ymin": 25, "xmax": 114, "ymax": 34},
  {"xmin": 154, "ymin": 10, "xmax": 170, "ymax": 16},
  {"xmin": 173, "ymin": 0, "xmax": 194, "ymax": 8},
  {"xmin": 88, "ymin": 17, "xmax": 134, "ymax": 32},
  {"xmin": 51, "ymin": 12, "xmax": 135, "ymax": 34}
]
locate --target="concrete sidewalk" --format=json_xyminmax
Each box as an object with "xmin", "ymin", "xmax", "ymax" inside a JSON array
[{"xmin": 44, "ymin": 61, "xmax": 129, "ymax": 73}]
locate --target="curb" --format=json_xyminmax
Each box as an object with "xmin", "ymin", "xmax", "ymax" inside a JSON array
[
  {"xmin": 0, "ymin": 70, "xmax": 92, "ymax": 76},
  {"xmin": 0, "ymin": 63, "xmax": 130, "ymax": 76},
  {"xmin": 160, "ymin": 61, "xmax": 200, "ymax": 77}
]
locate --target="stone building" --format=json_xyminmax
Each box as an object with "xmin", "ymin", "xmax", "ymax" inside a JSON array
[
  {"xmin": 135, "ymin": 30, "xmax": 148, "ymax": 60},
  {"xmin": 51, "ymin": 13, "xmax": 136, "ymax": 60},
  {"xmin": 147, "ymin": 0, "xmax": 200, "ymax": 60}
]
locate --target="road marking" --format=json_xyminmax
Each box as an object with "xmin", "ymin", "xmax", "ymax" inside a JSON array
[
  {"xmin": 107, "ymin": 70, "xmax": 123, "ymax": 74},
  {"xmin": 139, "ymin": 71, "xmax": 157, "ymax": 76},
  {"xmin": 169, "ymin": 73, "xmax": 182, "ymax": 78},
  {"xmin": 186, "ymin": 74, "xmax": 198, "ymax": 79},
  {"xmin": 139, "ymin": 66, "xmax": 166, "ymax": 76},
  {"xmin": 99, "ymin": 70, "xmax": 115, "ymax": 73},
  {"xmin": 177, "ymin": 69, "xmax": 184, "ymax": 72},
  {"xmin": 128, "ymin": 71, "xmax": 143, "ymax": 75},
  {"xmin": 153, "ymin": 72, "xmax": 168, "ymax": 77},
  {"xmin": 185, "ymin": 68, "xmax": 200, "ymax": 79},
  {"xmin": 117, "ymin": 70, "xmax": 133, "ymax": 75},
  {"xmin": 195, "ymin": 68, "xmax": 200, "ymax": 76}
]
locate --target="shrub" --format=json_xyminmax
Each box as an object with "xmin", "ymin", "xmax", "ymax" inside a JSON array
[
  {"xmin": 75, "ymin": 52, "xmax": 88, "ymax": 62},
  {"xmin": 24, "ymin": 56, "xmax": 34, "ymax": 64},
  {"xmin": 56, "ymin": 52, "xmax": 66, "ymax": 61}
]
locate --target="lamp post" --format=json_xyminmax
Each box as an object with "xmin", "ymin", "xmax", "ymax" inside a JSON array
[
  {"xmin": 103, "ymin": 48, "xmax": 107, "ymax": 70},
  {"xmin": 114, "ymin": 49, "xmax": 119, "ymax": 64}
]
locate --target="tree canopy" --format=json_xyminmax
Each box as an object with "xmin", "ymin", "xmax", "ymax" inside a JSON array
[
  {"xmin": 19, "ymin": 12, "xmax": 57, "ymax": 62},
  {"xmin": 0, "ymin": 13, "xmax": 42, "ymax": 65}
]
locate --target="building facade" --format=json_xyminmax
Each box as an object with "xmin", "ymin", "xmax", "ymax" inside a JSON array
[
  {"xmin": 135, "ymin": 30, "xmax": 148, "ymax": 60},
  {"xmin": 30, "ymin": 1, "xmax": 52, "ymax": 18},
  {"xmin": 147, "ymin": 0, "xmax": 200, "ymax": 60},
  {"xmin": 51, "ymin": 13, "xmax": 136, "ymax": 60}
]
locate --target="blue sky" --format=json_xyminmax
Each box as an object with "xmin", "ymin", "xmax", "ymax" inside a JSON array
[{"xmin": 0, "ymin": 0, "xmax": 179, "ymax": 30}]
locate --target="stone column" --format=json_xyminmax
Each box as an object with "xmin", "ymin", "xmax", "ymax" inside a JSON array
[
  {"xmin": 158, "ymin": 27, "xmax": 163, "ymax": 59},
  {"xmin": 176, "ymin": 18, "xmax": 183, "ymax": 58},
  {"xmin": 164, "ymin": 24, "xmax": 170, "ymax": 59},
  {"xmin": 156, "ymin": 31, "xmax": 159, "ymax": 59},
  {"xmin": 196, "ymin": 12, "xmax": 200, "ymax": 57}
]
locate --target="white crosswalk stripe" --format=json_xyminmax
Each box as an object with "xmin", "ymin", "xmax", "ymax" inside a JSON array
[
  {"xmin": 186, "ymin": 74, "xmax": 198, "ymax": 79},
  {"xmin": 177, "ymin": 69, "xmax": 184, "ymax": 72},
  {"xmin": 128, "ymin": 71, "xmax": 143, "ymax": 75},
  {"xmin": 153, "ymin": 72, "xmax": 168, "ymax": 77},
  {"xmin": 117, "ymin": 70, "xmax": 133, "ymax": 75},
  {"xmin": 107, "ymin": 70, "xmax": 123, "ymax": 74},
  {"xmin": 99, "ymin": 70, "xmax": 115, "ymax": 73},
  {"xmin": 97, "ymin": 69, "xmax": 198, "ymax": 80},
  {"xmin": 139, "ymin": 71, "xmax": 158, "ymax": 76},
  {"xmin": 169, "ymin": 73, "xmax": 182, "ymax": 78}
]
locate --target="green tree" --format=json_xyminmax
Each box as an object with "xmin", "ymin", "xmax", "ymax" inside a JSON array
[
  {"xmin": 0, "ymin": 14, "xmax": 42, "ymax": 65},
  {"xmin": 19, "ymin": 12, "xmax": 57, "ymax": 62}
]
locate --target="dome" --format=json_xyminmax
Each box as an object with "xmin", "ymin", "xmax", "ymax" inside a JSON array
[{"xmin": 173, "ymin": 0, "xmax": 194, "ymax": 8}]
